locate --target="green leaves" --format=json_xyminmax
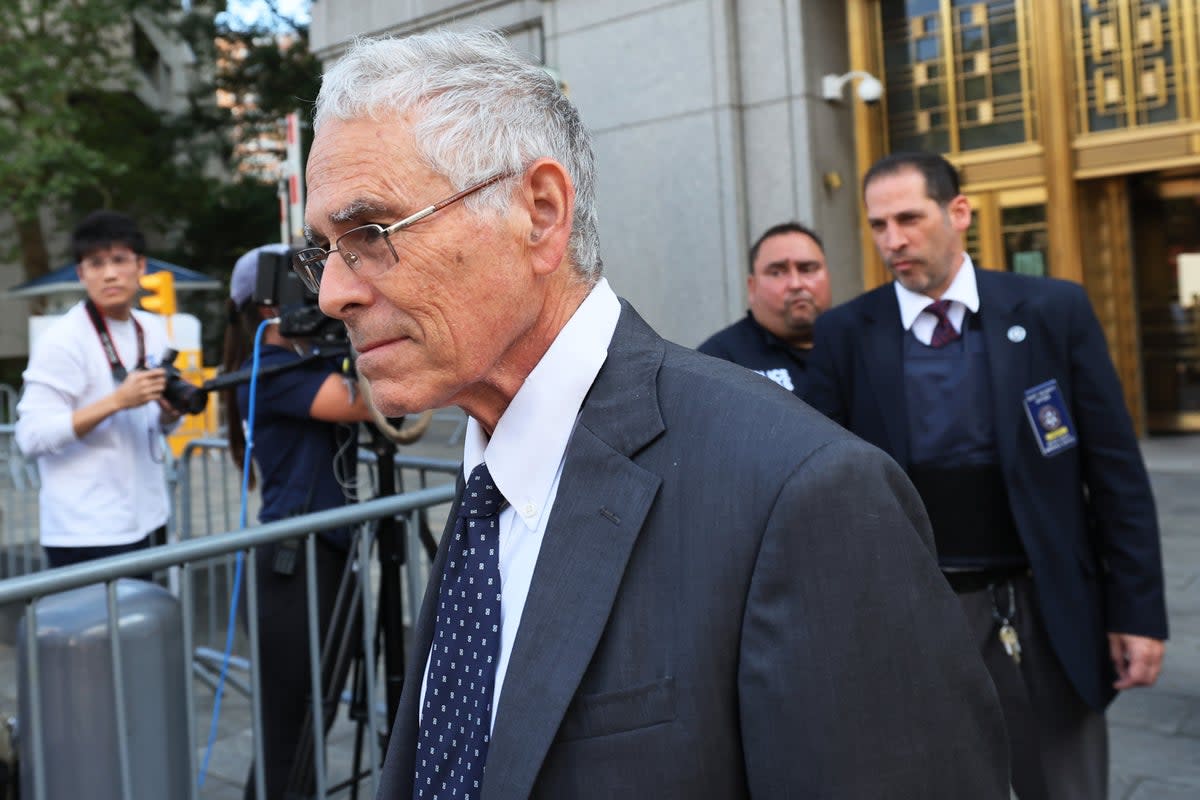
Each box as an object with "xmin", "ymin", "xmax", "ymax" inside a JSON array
[
  {"xmin": 0, "ymin": 0, "xmax": 161, "ymax": 221},
  {"xmin": 0, "ymin": 0, "xmax": 317, "ymax": 328}
]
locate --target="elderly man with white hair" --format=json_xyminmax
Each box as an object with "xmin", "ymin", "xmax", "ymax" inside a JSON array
[{"xmin": 297, "ymin": 29, "xmax": 1010, "ymax": 800}]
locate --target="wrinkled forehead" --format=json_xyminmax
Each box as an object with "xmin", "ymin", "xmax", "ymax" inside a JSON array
[{"xmin": 303, "ymin": 115, "xmax": 429, "ymax": 236}]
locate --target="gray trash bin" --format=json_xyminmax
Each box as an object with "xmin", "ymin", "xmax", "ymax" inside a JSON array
[{"xmin": 17, "ymin": 579, "xmax": 190, "ymax": 800}]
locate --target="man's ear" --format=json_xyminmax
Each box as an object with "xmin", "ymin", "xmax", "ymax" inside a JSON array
[
  {"xmin": 519, "ymin": 158, "xmax": 573, "ymax": 276},
  {"xmin": 948, "ymin": 194, "xmax": 973, "ymax": 233}
]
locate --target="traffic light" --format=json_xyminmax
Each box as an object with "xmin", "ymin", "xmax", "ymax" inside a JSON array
[{"xmin": 139, "ymin": 270, "xmax": 176, "ymax": 317}]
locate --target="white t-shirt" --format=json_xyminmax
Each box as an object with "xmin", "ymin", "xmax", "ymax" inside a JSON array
[{"xmin": 15, "ymin": 301, "xmax": 175, "ymax": 547}]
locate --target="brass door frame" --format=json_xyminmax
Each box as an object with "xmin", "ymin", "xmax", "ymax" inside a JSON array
[
  {"xmin": 845, "ymin": 0, "xmax": 1083, "ymax": 286},
  {"xmin": 968, "ymin": 185, "xmax": 1048, "ymax": 272}
]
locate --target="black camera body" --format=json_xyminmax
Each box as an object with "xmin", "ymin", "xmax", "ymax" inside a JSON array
[
  {"xmin": 159, "ymin": 348, "xmax": 208, "ymax": 415},
  {"xmin": 254, "ymin": 249, "xmax": 347, "ymax": 342}
]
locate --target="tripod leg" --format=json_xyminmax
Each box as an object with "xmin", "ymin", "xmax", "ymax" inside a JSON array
[
  {"xmin": 283, "ymin": 535, "xmax": 363, "ymax": 797},
  {"xmin": 348, "ymin": 656, "xmax": 367, "ymax": 800},
  {"xmin": 371, "ymin": 438, "xmax": 408, "ymax": 732}
]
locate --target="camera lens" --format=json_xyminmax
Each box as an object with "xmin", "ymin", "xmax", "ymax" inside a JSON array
[{"xmin": 164, "ymin": 376, "xmax": 208, "ymax": 415}]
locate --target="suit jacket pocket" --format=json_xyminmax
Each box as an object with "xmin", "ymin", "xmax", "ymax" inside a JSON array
[{"xmin": 556, "ymin": 676, "xmax": 676, "ymax": 742}]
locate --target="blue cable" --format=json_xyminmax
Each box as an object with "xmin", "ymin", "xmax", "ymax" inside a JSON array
[{"xmin": 198, "ymin": 317, "xmax": 275, "ymax": 787}]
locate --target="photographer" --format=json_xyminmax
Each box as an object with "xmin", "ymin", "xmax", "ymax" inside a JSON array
[
  {"xmin": 15, "ymin": 210, "xmax": 180, "ymax": 571},
  {"xmin": 221, "ymin": 244, "xmax": 372, "ymax": 800}
]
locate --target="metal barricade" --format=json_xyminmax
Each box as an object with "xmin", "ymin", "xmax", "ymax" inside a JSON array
[
  {"xmin": 1, "ymin": 481, "xmax": 458, "ymax": 800},
  {"xmin": 0, "ymin": 385, "xmax": 17, "ymax": 425},
  {"xmin": 0, "ymin": 418, "xmax": 461, "ymax": 797},
  {"xmin": 0, "ymin": 423, "xmax": 42, "ymax": 581},
  {"xmin": 175, "ymin": 438, "xmax": 459, "ymax": 652}
]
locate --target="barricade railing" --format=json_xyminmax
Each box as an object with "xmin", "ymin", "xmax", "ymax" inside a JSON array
[
  {"xmin": 0, "ymin": 422, "xmax": 41, "ymax": 580},
  {"xmin": 1, "ymin": 481, "xmax": 458, "ymax": 800},
  {"xmin": 138, "ymin": 436, "xmax": 459, "ymax": 653},
  {"xmin": 0, "ymin": 384, "xmax": 17, "ymax": 425},
  {"xmin": 0, "ymin": 429, "xmax": 461, "ymax": 585}
]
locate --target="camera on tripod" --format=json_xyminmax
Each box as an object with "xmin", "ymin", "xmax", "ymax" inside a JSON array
[{"xmin": 253, "ymin": 248, "xmax": 348, "ymax": 343}]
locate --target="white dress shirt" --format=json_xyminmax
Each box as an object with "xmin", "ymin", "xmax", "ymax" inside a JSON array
[
  {"xmin": 420, "ymin": 278, "xmax": 622, "ymax": 730},
  {"xmin": 893, "ymin": 254, "xmax": 981, "ymax": 344}
]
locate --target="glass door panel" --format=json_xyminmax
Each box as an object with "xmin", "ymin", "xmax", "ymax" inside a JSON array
[{"xmin": 1134, "ymin": 175, "xmax": 1200, "ymax": 431}]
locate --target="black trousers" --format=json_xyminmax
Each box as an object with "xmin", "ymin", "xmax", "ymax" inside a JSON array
[
  {"xmin": 43, "ymin": 525, "xmax": 164, "ymax": 581},
  {"xmin": 243, "ymin": 536, "xmax": 356, "ymax": 800},
  {"xmin": 955, "ymin": 573, "xmax": 1109, "ymax": 800}
]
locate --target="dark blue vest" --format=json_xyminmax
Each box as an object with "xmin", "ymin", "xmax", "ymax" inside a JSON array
[
  {"xmin": 902, "ymin": 314, "xmax": 1026, "ymax": 569},
  {"xmin": 903, "ymin": 315, "xmax": 997, "ymax": 467}
]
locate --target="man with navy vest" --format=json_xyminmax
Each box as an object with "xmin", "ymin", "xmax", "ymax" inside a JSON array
[
  {"xmin": 806, "ymin": 151, "xmax": 1168, "ymax": 799},
  {"xmin": 698, "ymin": 222, "xmax": 832, "ymax": 397}
]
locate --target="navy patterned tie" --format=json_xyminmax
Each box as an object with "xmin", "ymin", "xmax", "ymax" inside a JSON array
[
  {"xmin": 413, "ymin": 463, "xmax": 506, "ymax": 800},
  {"xmin": 926, "ymin": 299, "xmax": 961, "ymax": 348}
]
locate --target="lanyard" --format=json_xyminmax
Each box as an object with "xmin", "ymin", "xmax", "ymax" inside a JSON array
[{"xmin": 84, "ymin": 299, "xmax": 145, "ymax": 383}]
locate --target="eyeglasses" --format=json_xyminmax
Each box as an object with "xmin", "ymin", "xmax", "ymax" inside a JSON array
[
  {"xmin": 80, "ymin": 251, "xmax": 141, "ymax": 272},
  {"xmin": 292, "ymin": 172, "xmax": 512, "ymax": 292}
]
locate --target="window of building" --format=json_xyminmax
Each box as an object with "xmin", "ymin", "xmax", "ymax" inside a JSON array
[
  {"xmin": 1073, "ymin": 0, "xmax": 1182, "ymax": 133},
  {"xmin": 1001, "ymin": 204, "xmax": 1048, "ymax": 275},
  {"xmin": 880, "ymin": 0, "xmax": 1036, "ymax": 153}
]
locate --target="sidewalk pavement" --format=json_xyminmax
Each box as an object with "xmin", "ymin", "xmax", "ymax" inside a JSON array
[{"xmin": 1108, "ymin": 435, "xmax": 1200, "ymax": 799}]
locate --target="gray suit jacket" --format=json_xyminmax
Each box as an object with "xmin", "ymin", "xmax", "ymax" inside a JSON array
[{"xmin": 379, "ymin": 303, "xmax": 1009, "ymax": 798}]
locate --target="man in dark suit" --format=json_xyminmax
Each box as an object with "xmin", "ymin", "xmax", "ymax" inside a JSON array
[
  {"xmin": 301, "ymin": 32, "xmax": 1009, "ymax": 799},
  {"xmin": 806, "ymin": 151, "xmax": 1168, "ymax": 799},
  {"xmin": 698, "ymin": 222, "xmax": 833, "ymax": 397}
]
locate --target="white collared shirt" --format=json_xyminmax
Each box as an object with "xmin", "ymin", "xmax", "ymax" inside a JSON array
[
  {"xmin": 419, "ymin": 277, "xmax": 622, "ymax": 730},
  {"xmin": 893, "ymin": 254, "xmax": 981, "ymax": 344}
]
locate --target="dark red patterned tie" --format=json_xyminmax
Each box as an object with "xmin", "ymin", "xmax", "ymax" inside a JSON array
[{"xmin": 926, "ymin": 299, "xmax": 960, "ymax": 348}]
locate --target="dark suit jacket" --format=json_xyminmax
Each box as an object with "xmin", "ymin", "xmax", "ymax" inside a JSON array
[
  {"xmin": 805, "ymin": 268, "xmax": 1169, "ymax": 711},
  {"xmin": 378, "ymin": 302, "xmax": 1008, "ymax": 799}
]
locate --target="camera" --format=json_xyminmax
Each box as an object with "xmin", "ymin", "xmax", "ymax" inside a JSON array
[
  {"xmin": 254, "ymin": 249, "xmax": 348, "ymax": 342},
  {"xmin": 159, "ymin": 348, "xmax": 208, "ymax": 415},
  {"xmin": 856, "ymin": 75, "xmax": 883, "ymax": 103}
]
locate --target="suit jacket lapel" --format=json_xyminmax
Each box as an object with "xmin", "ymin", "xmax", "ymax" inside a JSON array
[
  {"xmin": 977, "ymin": 268, "xmax": 1031, "ymax": 468},
  {"xmin": 862, "ymin": 288, "xmax": 911, "ymax": 466},
  {"xmin": 482, "ymin": 303, "xmax": 665, "ymax": 800}
]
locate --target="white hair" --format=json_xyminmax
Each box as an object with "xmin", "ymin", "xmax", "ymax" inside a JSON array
[{"xmin": 313, "ymin": 29, "xmax": 602, "ymax": 279}]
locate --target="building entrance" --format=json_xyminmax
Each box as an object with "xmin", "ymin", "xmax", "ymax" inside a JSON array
[{"xmin": 1133, "ymin": 173, "xmax": 1200, "ymax": 432}]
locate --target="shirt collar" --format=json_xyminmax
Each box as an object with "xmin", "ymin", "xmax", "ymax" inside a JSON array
[
  {"xmin": 893, "ymin": 253, "xmax": 980, "ymax": 331},
  {"xmin": 462, "ymin": 278, "xmax": 621, "ymax": 529}
]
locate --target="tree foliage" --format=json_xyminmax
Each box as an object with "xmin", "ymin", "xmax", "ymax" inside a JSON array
[
  {"xmin": 216, "ymin": 2, "xmax": 321, "ymax": 128},
  {"xmin": 0, "ymin": 0, "xmax": 174, "ymax": 222},
  {"xmin": 0, "ymin": 0, "xmax": 322, "ymax": 362}
]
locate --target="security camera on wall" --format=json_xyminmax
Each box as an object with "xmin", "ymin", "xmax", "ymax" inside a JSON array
[
  {"xmin": 856, "ymin": 75, "xmax": 883, "ymax": 103},
  {"xmin": 822, "ymin": 71, "xmax": 884, "ymax": 104}
]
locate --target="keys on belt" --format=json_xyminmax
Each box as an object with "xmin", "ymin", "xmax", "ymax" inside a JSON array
[
  {"xmin": 943, "ymin": 568, "xmax": 1027, "ymax": 666},
  {"xmin": 991, "ymin": 580, "xmax": 1022, "ymax": 665}
]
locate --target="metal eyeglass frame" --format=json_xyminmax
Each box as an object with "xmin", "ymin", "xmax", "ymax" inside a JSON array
[{"xmin": 292, "ymin": 171, "xmax": 513, "ymax": 292}]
